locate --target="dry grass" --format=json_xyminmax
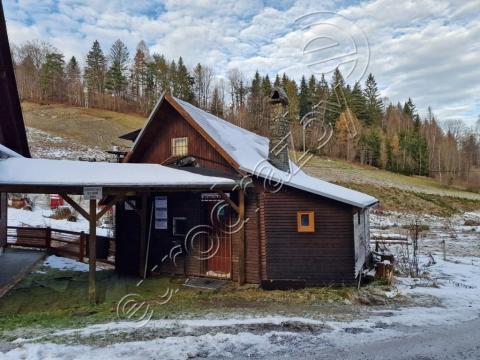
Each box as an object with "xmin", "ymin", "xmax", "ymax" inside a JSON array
[{"xmin": 21, "ymin": 102, "xmax": 145, "ymax": 150}]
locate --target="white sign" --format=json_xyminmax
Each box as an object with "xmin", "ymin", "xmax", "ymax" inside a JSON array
[
  {"xmin": 155, "ymin": 196, "xmax": 168, "ymax": 229},
  {"xmin": 84, "ymin": 187, "xmax": 103, "ymax": 200}
]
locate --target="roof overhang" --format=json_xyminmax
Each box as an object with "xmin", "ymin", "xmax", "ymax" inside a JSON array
[{"xmin": 0, "ymin": 157, "xmax": 240, "ymax": 195}]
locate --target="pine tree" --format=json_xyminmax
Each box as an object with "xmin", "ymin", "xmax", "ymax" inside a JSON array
[
  {"xmin": 175, "ymin": 57, "xmax": 194, "ymax": 101},
  {"xmin": 403, "ymin": 97, "xmax": 416, "ymax": 118},
  {"xmin": 364, "ymin": 73, "xmax": 383, "ymax": 126},
  {"xmin": 131, "ymin": 44, "xmax": 148, "ymax": 101},
  {"xmin": 65, "ymin": 56, "xmax": 82, "ymax": 105},
  {"xmin": 308, "ymin": 75, "xmax": 317, "ymax": 105},
  {"xmin": 273, "ymin": 74, "xmax": 281, "ymax": 88},
  {"xmin": 262, "ymin": 74, "xmax": 272, "ymax": 97},
  {"xmin": 39, "ymin": 52, "xmax": 65, "ymax": 101},
  {"xmin": 106, "ymin": 39, "xmax": 129, "ymax": 99},
  {"xmin": 84, "ymin": 40, "xmax": 107, "ymax": 95},
  {"xmin": 298, "ymin": 75, "xmax": 310, "ymax": 118},
  {"xmin": 317, "ymin": 74, "xmax": 329, "ymax": 101},
  {"xmin": 325, "ymin": 68, "xmax": 346, "ymax": 125},
  {"xmin": 169, "ymin": 60, "xmax": 178, "ymax": 95},
  {"xmin": 210, "ymin": 86, "xmax": 224, "ymax": 117},
  {"xmin": 350, "ymin": 82, "xmax": 369, "ymax": 125}
]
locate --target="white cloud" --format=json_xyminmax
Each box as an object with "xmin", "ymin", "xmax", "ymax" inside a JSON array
[{"xmin": 3, "ymin": 0, "xmax": 479, "ymax": 125}]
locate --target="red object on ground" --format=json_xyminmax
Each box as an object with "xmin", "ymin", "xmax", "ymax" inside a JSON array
[{"xmin": 50, "ymin": 194, "xmax": 64, "ymax": 209}]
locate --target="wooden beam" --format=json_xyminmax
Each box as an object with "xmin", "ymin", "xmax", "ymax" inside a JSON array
[
  {"xmin": 60, "ymin": 194, "xmax": 90, "ymax": 221},
  {"xmin": 217, "ymin": 190, "xmax": 239, "ymax": 214},
  {"xmin": 88, "ymin": 199, "xmax": 97, "ymax": 304},
  {"xmin": 96, "ymin": 195, "xmax": 122, "ymax": 220},
  {"xmin": 238, "ymin": 189, "xmax": 246, "ymax": 285}
]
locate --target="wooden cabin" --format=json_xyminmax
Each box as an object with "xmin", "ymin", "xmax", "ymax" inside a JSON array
[
  {"xmin": 0, "ymin": 4, "xmax": 30, "ymax": 253},
  {"xmin": 117, "ymin": 93, "xmax": 378, "ymax": 287}
]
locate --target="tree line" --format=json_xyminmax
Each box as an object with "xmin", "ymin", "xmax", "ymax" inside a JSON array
[{"xmin": 11, "ymin": 39, "xmax": 480, "ymax": 188}]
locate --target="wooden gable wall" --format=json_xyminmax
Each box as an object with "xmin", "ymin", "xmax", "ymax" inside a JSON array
[{"xmin": 129, "ymin": 100, "xmax": 238, "ymax": 176}]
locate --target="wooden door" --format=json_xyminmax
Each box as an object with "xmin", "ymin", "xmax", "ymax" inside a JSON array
[{"xmin": 202, "ymin": 196, "xmax": 231, "ymax": 278}]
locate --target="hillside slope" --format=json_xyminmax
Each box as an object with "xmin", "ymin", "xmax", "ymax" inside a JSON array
[
  {"xmin": 302, "ymin": 157, "xmax": 480, "ymax": 215},
  {"xmin": 21, "ymin": 102, "xmax": 480, "ymax": 215},
  {"xmin": 22, "ymin": 102, "xmax": 145, "ymax": 159}
]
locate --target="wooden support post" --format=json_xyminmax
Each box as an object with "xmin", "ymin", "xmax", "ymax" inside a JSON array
[
  {"xmin": 238, "ymin": 189, "xmax": 246, "ymax": 285},
  {"xmin": 79, "ymin": 231, "xmax": 86, "ymax": 262},
  {"xmin": 45, "ymin": 227, "xmax": 51, "ymax": 250},
  {"xmin": 88, "ymin": 199, "xmax": 97, "ymax": 304}
]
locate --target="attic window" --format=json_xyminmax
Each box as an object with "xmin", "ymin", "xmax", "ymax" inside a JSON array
[
  {"xmin": 297, "ymin": 211, "xmax": 315, "ymax": 233},
  {"xmin": 172, "ymin": 137, "xmax": 188, "ymax": 156}
]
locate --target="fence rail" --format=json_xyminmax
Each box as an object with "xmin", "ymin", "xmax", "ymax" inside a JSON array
[{"xmin": 7, "ymin": 226, "xmax": 114, "ymax": 264}]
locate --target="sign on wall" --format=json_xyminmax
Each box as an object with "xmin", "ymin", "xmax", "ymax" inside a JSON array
[
  {"xmin": 154, "ymin": 196, "xmax": 168, "ymax": 229},
  {"xmin": 83, "ymin": 187, "xmax": 103, "ymax": 200}
]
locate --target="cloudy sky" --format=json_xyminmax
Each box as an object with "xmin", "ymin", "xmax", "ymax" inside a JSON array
[{"xmin": 3, "ymin": 0, "xmax": 479, "ymax": 125}]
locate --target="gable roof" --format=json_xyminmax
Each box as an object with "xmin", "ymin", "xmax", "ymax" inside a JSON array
[
  {"xmin": 130, "ymin": 96, "xmax": 378, "ymax": 208},
  {"xmin": 0, "ymin": 4, "xmax": 30, "ymax": 157}
]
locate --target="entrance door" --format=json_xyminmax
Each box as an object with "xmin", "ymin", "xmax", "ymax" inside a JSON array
[{"xmin": 202, "ymin": 194, "xmax": 231, "ymax": 278}]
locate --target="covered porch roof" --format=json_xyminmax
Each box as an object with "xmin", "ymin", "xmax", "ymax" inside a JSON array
[{"xmin": 0, "ymin": 157, "xmax": 240, "ymax": 195}]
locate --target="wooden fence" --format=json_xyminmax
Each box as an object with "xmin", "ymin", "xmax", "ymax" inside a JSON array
[{"xmin": 7, "ymin": 226, "xmax": 115, "ymax": 264}]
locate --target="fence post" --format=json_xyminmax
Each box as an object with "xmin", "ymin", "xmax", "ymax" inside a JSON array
[
  {"xmin": 79, "ymin": 231, "xmax": 85, "ymax": 262},
  {"xmin": 46, "ymin": 227, "xmax": 51, "ymax": 250}
]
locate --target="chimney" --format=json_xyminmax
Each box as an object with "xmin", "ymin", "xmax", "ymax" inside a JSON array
[{"xmin": 268, "ymin": 87, "xmax": 290, "ymax": 172}]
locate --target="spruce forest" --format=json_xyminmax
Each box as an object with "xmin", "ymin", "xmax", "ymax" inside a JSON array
[{"xmin": 12, "ymin": 39, "xmax": 480, "ymax": 189}]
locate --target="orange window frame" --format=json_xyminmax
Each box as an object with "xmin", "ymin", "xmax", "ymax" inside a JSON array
[{"xmin": 297, "ymin": 211, "xmax": 315, "ymax": 233}]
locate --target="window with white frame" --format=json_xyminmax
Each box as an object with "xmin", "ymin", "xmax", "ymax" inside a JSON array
[{"xmin": 171, "ymin": 137, "xmax": 188, "ymax": 156}]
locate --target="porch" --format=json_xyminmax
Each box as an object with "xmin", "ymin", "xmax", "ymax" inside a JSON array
[{"xmin": 0, "ymin": 156, "xmax": 246, "ymax": 302}]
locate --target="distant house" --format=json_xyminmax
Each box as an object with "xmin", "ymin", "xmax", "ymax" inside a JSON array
[
  {"xmin": 0, "ymin": 4, "xmax": 30, "ymax": 253},
  {"xmin": 118, "ymin": 92, "xmax": 378, "ymax": 287}
]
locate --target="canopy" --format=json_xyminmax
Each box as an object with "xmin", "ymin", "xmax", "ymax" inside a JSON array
[{"xmin": 0, "ymin": 157, "xmax": 238, "ymax": 195}]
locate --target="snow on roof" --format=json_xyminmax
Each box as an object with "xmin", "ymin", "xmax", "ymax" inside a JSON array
[
  {"xmin": 0, "ymin": 157, "xmax": 236, "ymax": 188},
  {"xmin": 0, "ymin": 143, "xmax": 23, "ymax": 159},
  {"xmin": 174, "ymin": 97, "xmax": 378, "ymax": 208}
]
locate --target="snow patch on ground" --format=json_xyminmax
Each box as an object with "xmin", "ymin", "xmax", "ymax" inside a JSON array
[
  {"xmin": 42, "ymin": 255, "xmax": 90, "ymax": 272},
  {"xmin": 27, "ymin": 127, "xmax": 107, "ymax": 161},
  {"xmin": 5, "ymin": 331, "xmax": 292, "ymax": 360},
  {"xmin": 4, "ymin": 210, "xmax": 480, "ymax": 359},
  {"xmin": 8, "ymin": 207, "xmax": 112, "ymax": 237}
]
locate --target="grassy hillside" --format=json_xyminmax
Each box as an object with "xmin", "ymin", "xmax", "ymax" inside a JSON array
[
  {"xmin": 22, "ymin": 102, "xmax": 145, "ymax": 150},
  {"xmin": 21, "ymin": 102, "xmax": 480, "ymax": 215},
  {"xmin": 302, "ymin": 157, "xmax": 480, "ymax": 215}
]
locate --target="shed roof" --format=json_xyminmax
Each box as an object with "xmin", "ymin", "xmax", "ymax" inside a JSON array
[
  {"xmin": 172, "ymin": 97, "xmax": 378, "ymax": 208},
  {"xmin": 0, "ymin": 157, "xmax": 237, "ymax": 194}
]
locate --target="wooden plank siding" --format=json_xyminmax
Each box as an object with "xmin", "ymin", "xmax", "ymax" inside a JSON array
[
  {"xmin": 128, "ymin": 101, "xmax": 237, "ymax": 176},
  {"xmin": 262, "ymin": 186, "xmax": 356, "ymax": 285},
  {"xmin": 118, "ymin": 96, "xmax": 364, "ymax": 285}
]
